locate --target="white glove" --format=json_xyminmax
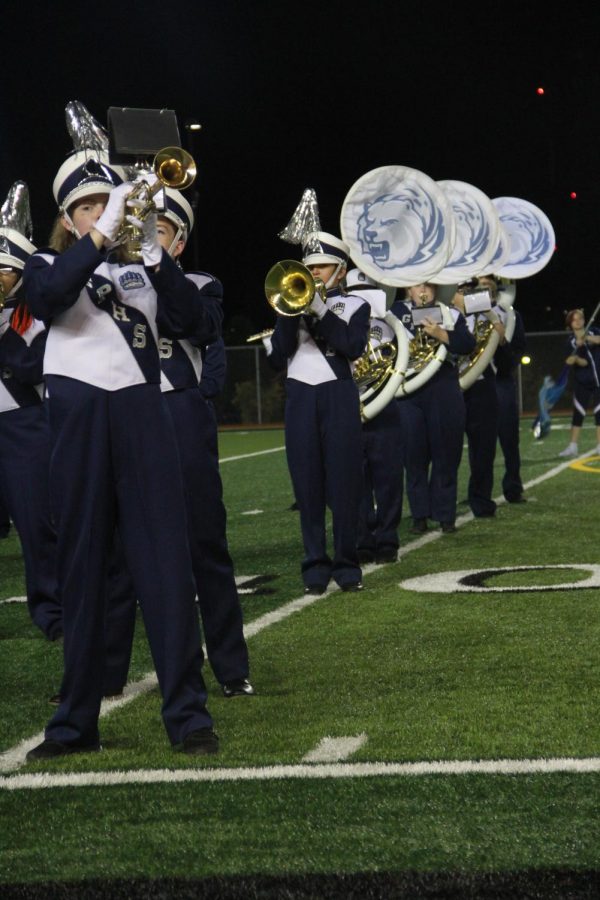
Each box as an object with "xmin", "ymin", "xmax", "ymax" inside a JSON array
[
  {"xmin": 95, "ymin": 183, "xmax": 133, "ymax": 243},
  {"xmin": 126, "ymin": 210, "xmax": 162, "ymax": 267},
  {"xmin": 308, "ymin": 292, "xmax": 327, "ymax": 318}
]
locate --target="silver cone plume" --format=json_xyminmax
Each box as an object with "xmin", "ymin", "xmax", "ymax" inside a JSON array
[
  {"xmin": 0, "ymin": 181, "xmax": 33, "ymax": 239},
  {"xmin": 65, "ymin": 100, "xmax": 109, "ymax": 152},
  {"xmin": 278, "ymin": 187, "xmax": 321, "ymax": 252}
]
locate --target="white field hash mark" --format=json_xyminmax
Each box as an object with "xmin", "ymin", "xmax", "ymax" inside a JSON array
[
  {"xmin": 302, "ymin": 735, "xmax": 368, "ymax": 763},
  {"xmin": 0, "ymin": 452, "xmax": 594, "ymax": 785}
]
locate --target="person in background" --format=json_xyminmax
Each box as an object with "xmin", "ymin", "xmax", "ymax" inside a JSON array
[
  {"xmin": 558, "ymin": 308, "xmax": 600, "ymax": 458},
  {"xmin": 391, "ymin": 282, "xmax": 475, "ymax": 534},
  {"xmin": 346, "ymin": 267, "xmax": 404, "ymax": 564},
  {"xmin": 0, "ymin": 181, "xmax": 61, "ymax": 639},
  {"xmin": 23, "ymin": 127, "xmax": 221, "ymax": 759},
  {"xmin": 266, "ymin": 232, "xmax": 370, "ymax": 594}
]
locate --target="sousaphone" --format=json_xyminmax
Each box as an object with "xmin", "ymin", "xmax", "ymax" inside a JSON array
[
  {"xmin": 431, "ymin": 180, "xmax": 504, "ymax": 391},
  {"xmin": 352, "ymin": 309, "xmax": 410, "ymax": 421},
  {"xmin": 340, "ymin": 165, "xmax": 456, "ymax": 408}
]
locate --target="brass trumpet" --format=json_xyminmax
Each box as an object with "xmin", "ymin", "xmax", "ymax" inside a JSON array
[
  {"xmin": 264, "ymin": 260, "xmax": 326, "ymax": 316},
  {"xmin": 117, "ymin": 146, "xmax": 197, "ymax": 262}
]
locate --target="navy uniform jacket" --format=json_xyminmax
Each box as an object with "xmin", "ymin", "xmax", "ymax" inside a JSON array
[
  {"xmin": 24, "ymin": 237, "xmax": 222, "ymax": 389},
  {"xmin": 389, "ymin": 299, "xmax": 475, "ymax": 363},
  {"xmin": 268, "ymin": 288, "xmax": 370, "ymax": 380}
]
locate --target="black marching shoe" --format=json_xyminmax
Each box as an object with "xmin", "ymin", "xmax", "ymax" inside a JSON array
[
  {"xmin": 507, "ymin": 495, "xmax": 527, "ymax": 504},
  {"xmin": 375, "ymin": 548, "xmax": 398, "ymax": 564},
  {"xmin": 182, "ymin": 727, "xmax": 219, "ymax": 755},
  {"xmin": 222, "ymin": 678, "xmax": 255, "ymax": 698},
  {"xmin": 304, "ymin": 585, "xmax": 327, "ymax": 596},
  {"xmin": 341, "ymin": 581, "xmax": 363, "ymax": 593},
  {"xmin": 26, "ymin": 739, "xmax": 101, "ymax": 762},
  {"xmin": 410, "ymin": 518, "xmax": 428, "ymax": 535},
  {"xmin": 357, "ymin": 548, "xmax": 376, "ymax": 564},
  {"xmin": 441, "ymin": 522, "xmax": 457, "ymax": 534}
]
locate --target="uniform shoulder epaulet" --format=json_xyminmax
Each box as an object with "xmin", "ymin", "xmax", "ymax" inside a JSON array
[{"xmin": 186, "ymin": 269, "xmax": 218, "ymax": 282}]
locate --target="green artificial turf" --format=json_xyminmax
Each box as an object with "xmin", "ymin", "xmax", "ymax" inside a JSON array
[{"xmin": 2, "ymin": 417, "xmax": 600, "ymax": 890}]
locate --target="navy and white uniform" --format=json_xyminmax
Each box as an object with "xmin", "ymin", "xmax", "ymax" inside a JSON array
[
  {"xmin": 566, "ymin": 325, "xmax": 600, "ymax": 427},
  {"xmin": 461, "ymin": 312, "xmax": 499, "ymax": 518},
  {"xmin": 0, "ymin": 302, "xmax": 61, "ymax": 637},
  {"xmin": 102, "ymin": 282, "xmax": 249, "ymax": 693},
  {"xmin": 267, "ymin": 288, "xmax": 370, "ymax": 590},
  {"xmin": 494, "ymin": 307, "xmax": 527, "ymax": 502},
  {"xmin": 390, "ymin": 299, "xmax": 475, "ymax": 527},
  {"xmin": 24, "ymin": 236, "xmax": 222, "ymax": 748},
  {"xmin": 161, "ymin": 309, "xmax": 251, "ymax": 686},
  {"xmin": 349, "ymin": 287, "xmax": 404, "ymax": 561}
]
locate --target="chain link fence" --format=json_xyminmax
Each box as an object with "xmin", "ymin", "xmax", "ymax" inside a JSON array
[{"xmin": 214, "ymin": 332, "xmax": 573, "ymax": 426}]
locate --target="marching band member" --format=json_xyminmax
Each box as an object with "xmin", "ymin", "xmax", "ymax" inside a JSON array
[
  {"xmin": 91, "ymin": 192, "xmax": 254, "ymax": 703},
  {"xmin": 346, "ymin": 267, "xmax": 404, "ymax": 564},
  {"xmin": 0, "ymin": 182, "xmax": 61, "ymax": 640},
  {"xmin": 266, "ymin": 232, "xmax": 370, "ymax": 594},
  {"xmin": 152, "ymin": 192, "xmax": 254, "ymax": 697},
  {"xmin": 195, "ymin": 336, "xmax": 255, "ymax": 696},
  {"xmin": 23, "ymin": 121, "xmax": 222, "ymax": 759},
  {"xmin": 391, "ymin": 282, "xmax": 475, "ymax": 534},
  {"xmin": 481, "ymin": 275, "xmax": 528, "ymax": 503},
  {"xmin": 558, "ymin": 308, "xmax": 600, "ymax": 457},
  {"xmin": 452, "ymin": 282, "xmax": 505, "ymax": 518}
]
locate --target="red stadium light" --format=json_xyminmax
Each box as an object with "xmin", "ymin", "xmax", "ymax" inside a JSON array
[
  {"xmin": 536, "ymin": 86, "xmax": 545, "ymax": 95},
  {"xmin": 570, "ymin": 191, "xmax": 577, "ymax": 200}
]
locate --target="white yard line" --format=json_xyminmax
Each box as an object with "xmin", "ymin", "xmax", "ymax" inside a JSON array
[{"xmin": 3, "ymin": 756, "xmax": 600, "ymax": 792}]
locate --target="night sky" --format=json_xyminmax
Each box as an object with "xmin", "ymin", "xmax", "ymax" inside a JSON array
[{"xmin": 3, "ymin": 1, "xmax": 598, "ymax": 338}]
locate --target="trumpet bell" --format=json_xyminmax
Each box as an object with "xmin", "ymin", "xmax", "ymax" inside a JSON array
[
  {"xmin": 154, "ymin": 146, "xmax": 197, "ymax": 191},
  {"xmin": 265, "ymin": 260, "xmax": 320, "ymax": 316},
  {"xmin": 115, "ymin": 145, "xmax": 196, "ymax": 262}
]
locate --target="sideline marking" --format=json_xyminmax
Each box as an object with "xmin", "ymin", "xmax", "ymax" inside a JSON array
[
  {"xmin": 302, "ymin": 735, "xmax": 367, "ymax": 763},
  {"xmin": 3, "ymin": 756, "xmax": 600, "ymax": 792},
  {"xmin": 220, "ymin": 446, "xmax": 285, "ymax": 463}
]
